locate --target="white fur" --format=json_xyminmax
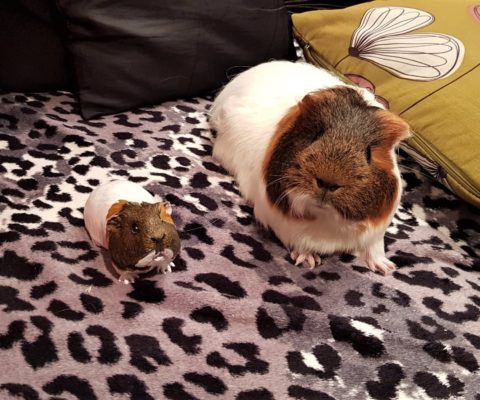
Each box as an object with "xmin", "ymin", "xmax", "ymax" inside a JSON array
[{"xmin": 210, "ymin": 61, "xmax": 402, "ymax": 271}]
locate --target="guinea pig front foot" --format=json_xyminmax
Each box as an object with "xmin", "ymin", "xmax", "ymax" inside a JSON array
[
  {"xmin": 157, "ymin": 262, "xmax": 174, "ymax": 274},
  {"xmin": 154, "ymin": 249, "xmax": 176, "ymax": 274},
  {"xmin": 361, "ymin": 240, "xmax": 396, "ymax": 275},
  {"xmin": 365, "ymin": 257, "xmax": 396, "ymax": 275},
  {"xmin": 118, "ymin": 271, "xmax": 138, "ymax": 285},
  {"xmin": 290, "ymin": 250, "xmax": 321, "ymax": 269}
]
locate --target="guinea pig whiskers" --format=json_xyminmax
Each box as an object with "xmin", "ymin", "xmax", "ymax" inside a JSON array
[
  {"xmin": 266, "ymin": 175, "xmax": 290, "ymax": 189},
  {"xmin": 383, "ymin": 233, "xmax": 398, "ymax": 239},
  {"xmin": 181, "ymin": 226, "xmax": 206, "ymax": 233},
  {"xmin": 289, "ymin": 192, "xmax": 310, "ymax": 217},
  {"xmin": 319, "ymin": 189, "xmax": 328, "ymax": 204},
  {"xmin": 180, "ymin": 218, "xmax": 224, "ymax": 233},
  {"xmin": 398, "ymin": 165, "xmax": 433, "ymax": 181},
  {"xmin": 274, "ymin": 185, "xmax": 296, "ymax": 209}
]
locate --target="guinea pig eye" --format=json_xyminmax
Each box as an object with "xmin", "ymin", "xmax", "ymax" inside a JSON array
[
  {"xmin": 312, "ymin": 128, "xmax": 324, "ymax": 142},
  {"xmin": 365, "ymin": 145, "xmax": 372, "ymax": 163},
  {"xmin": 131, "ymin": 223, "xmax": 140, "ymax": 234}
]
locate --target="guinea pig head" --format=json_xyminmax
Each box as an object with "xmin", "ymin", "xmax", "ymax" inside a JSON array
[
  {"xmin": 263, "ymin": 86, "xmax": 410, "ymax": 223},
  {"xmin": 106, "ymin": 201, "xmax": 180, "ymax": 271}
]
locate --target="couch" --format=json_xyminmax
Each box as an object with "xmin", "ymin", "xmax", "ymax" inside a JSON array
[{"xmin": 1, "ymin": 1, "xmax": 479, "ymax": 399}]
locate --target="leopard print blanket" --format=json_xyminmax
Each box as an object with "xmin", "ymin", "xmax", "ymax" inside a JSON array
[{"xmin": 1, "ymin": 91, "xmax": 479, "ymax": 400}]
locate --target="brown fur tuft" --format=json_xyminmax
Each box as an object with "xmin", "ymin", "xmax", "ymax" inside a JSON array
[
  {"xmin": 367, "ymin": 111, "xmax": 410, "ymax": 225},
  {"xmin": 262, "ymin": 104, "xmax": 301, "ymax": 181},
  {"xmin": 376, "ymin": 109, "xmax": 411, "ymax": 143}
]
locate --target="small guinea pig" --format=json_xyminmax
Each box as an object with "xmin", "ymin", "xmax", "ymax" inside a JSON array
[
  {"xmin": 210, "ymin": 61, "xmax": 410, "ymax": 274},
  {"xmin": 84, "ymin": 180, "xmax": 181, "ymax": 284}
]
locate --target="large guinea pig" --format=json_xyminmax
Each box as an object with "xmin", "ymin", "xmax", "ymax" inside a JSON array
[
  {"xmin": 84, "ymin": 180, "xmax": 181, "ymax": 284},
  {"xmin": 210, "ymin": 61, "xmax": 410, "ymax": 273}
]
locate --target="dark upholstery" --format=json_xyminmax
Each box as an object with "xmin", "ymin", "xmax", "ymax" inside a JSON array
[
  {"xmin": 0, "ymin": 0, "xmax": 72, "ymax": 91},
  {"xmin": 57, "ymin": 0, "xmax": 293, "ymax": 119}
]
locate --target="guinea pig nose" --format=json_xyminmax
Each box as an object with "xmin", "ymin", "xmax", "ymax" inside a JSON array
[
  {"xmin": 151, "ymin": 234, "xmax": 165, "ymax": 243},
  {"xmin": 316, "ymin": 177, "xmax": 339, "ymax": 192}
]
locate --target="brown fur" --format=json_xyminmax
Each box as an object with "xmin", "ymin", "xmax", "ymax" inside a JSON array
[
  {"xmin": 262, "ymin": 86, "xmax": 410, "ymax": 223},
  {"xmin": 263, "ymin": 104, "xmax": 301, "ymax": 177},
  {"xmin": 377, "ymin": 109, "xmax": 411, "ymax": 143},
  {"xmin": 106, "ymin": 202, "xmax": 180, "ymax": 271},
  {"xmin": 368, "ymin": 110, "xmax": 410, "ymax": 225}
]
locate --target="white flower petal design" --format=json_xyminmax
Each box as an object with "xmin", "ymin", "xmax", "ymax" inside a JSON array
[
  {"xmin": 349, "ymin": 7, "xmax": 465, "ymax": 81},
  {"xmin": 359, "ymin": 33, "xmax": 465, "ymax": 81},
  {"xmin": 351, "ymin": 7, "xmax": 433, "ymax": 49}
]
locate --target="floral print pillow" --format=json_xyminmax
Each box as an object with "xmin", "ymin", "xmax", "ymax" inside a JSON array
[
  {"xmin": 292, "ymin": 0, "xmax": 480, "ymax": 207},
  {"xmin": 345, "ymin": 7, "xmax": 464, "ymax": 81}
]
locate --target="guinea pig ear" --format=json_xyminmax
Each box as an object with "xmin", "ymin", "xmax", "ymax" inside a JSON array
[
  {"xmin": 106, "ymin": 200, "xmax": 128, "ymax": 231},
  {"xmin": 376, "ymin": 109, "xmax": 412, "ymax": 144},
  {"xmin": 106, "ymin": 215, "xmax": 122, "ymax": 232},
  {"xmin": 299, "ymin": 89, "xmax": 333, "ymax": 111},
  {"xmin": 299, "ymin": 93, "xmax": 316, "ymax": 110},
  {"xmin": 106, "ymin": 200, "xmax": 128, "ymax": 220},
  {"xmin": 158, "ymin": 202, "xmax": 174, "ymax": 225}
]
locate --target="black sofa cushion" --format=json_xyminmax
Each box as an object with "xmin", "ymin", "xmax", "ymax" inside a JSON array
[
  {"xmin": 285, "ymin": 0, "xmax": 371, "ymax": 13},
  {"xmin": 57, "ymin": 0, "xmax": 293, "ymax": 119},
  {"xmin": 0, "ymin": 0, "xmax": 71, "ymax": 92}
]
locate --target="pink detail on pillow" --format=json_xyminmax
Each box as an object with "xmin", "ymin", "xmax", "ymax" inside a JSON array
[
  {"xmin": 345, "ymin": 74, "xmax": 390, "ymax": 109},
  {"xmin": 469, "ymin": 4, "xmax": 480, "ymax": 22}
]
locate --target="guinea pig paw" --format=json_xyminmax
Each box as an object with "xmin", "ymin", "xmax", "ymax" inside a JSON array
[
  {"xmin": 157, "ymin": 262, "xmax": 174, "ymax": 274},
  {"xmin": 118, "ymin": 272, "xmax": 138, "ymax": 284},
  {"xmin": 291, "ymin": 251, "xmax": 321, "ymax": 269},
  {"xmin": 366, "ymin": 257, "xmax": 396, "ymax": 275}
]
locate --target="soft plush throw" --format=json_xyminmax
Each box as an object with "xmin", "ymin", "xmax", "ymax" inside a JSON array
[{"xmin": 0, "ymin": 91, "xmax": 479, "ymax": 399}]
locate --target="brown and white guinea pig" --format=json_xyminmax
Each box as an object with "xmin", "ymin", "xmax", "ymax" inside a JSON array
[
  {"xmin": 84, "ymin": 180, "xmax": 181, "ymax": 284},
  {"xmin": 210, "ymin": 61, "xmax": 410, "ymax": 274}
]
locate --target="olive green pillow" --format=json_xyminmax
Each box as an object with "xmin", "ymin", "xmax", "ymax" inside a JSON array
[{"xmin": 292, "ymin": 0, "xmax": 480, "ymax": 207}]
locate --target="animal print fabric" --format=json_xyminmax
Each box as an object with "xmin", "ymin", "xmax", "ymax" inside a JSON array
[{"xmin": 0, "ymin": 91, "xmax": 479, "ymax": 400}]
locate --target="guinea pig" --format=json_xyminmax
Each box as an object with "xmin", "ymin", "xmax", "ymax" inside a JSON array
[
  {"xmin": 84, "ymin": 180, "xmax": 181, "ymax": 284},
  {"xmin": 210, "ymin": 61, "xmax": 410, "ymax": 274}
]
